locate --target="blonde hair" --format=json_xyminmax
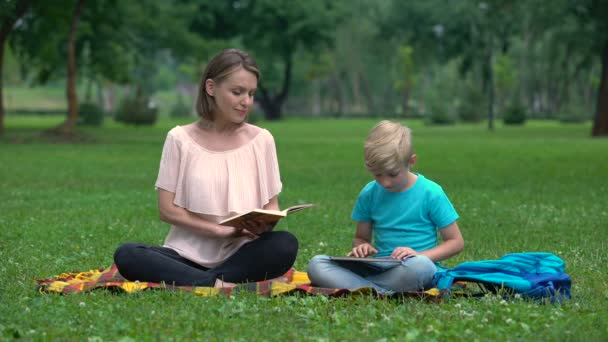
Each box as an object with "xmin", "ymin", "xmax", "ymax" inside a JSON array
[
  {"xmin": 364, "ymin": 120, "xmax": 413, "ymax": 174},
  {"xmin": 195, "ymin": 48, "xmax": 260, "ymax": 121}
]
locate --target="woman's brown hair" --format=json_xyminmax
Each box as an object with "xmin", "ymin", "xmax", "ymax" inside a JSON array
[{"xmin": 195, "ymin": 49, "xmax": 260, "ymax": 120}]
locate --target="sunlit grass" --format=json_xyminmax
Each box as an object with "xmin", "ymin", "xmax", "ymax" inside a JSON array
[{"xmin": 1, "ymin": 117, "xmax": 607, "ymax": 340}]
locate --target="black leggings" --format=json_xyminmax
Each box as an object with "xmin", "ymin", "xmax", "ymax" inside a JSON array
[{"xmin": 113, "ymin": 231, "xmax": 298, "ymax": 286}]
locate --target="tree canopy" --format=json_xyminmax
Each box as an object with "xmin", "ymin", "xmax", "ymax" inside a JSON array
[{"xmin": 1, "ymin": 0, "xmax": 606, "ymax": 136}]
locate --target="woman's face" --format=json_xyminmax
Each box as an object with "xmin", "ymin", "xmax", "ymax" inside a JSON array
[{"xmin": 205, "ymin": 67, "xmax": 257, "ymax": 124}]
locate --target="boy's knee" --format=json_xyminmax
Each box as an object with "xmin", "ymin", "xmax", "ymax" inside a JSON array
[
  {"xmin": 404, "ymin": 255, "xmax": 437, "ymax": 287},
  {"xmin": 404, "ymin": 255, "xmax": 436, "ymax": 273},
  {"xmin": 306, "ymin": 255, "xmax": 330, "ymax": 274},
  {"xmin": 406, "ymin": 255, "xmax": 435, "ymax": 268},
  {"xmin": 308, "ymin": 255, "xmax": 331, "ymax": 265}
]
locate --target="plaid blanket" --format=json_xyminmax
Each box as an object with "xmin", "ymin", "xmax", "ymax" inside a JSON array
[{"xmin": 36, "ymin": 264, "xmax": 442, "ymax": 299}]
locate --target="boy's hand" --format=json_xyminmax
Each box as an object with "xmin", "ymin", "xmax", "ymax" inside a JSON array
[
  {"xmin": 348, "ymin": 243, "xmax": 378, "ymax": 258},
  {"xmin": 391, "ymin": 247, "xmax": 417, "ymax": 260}
]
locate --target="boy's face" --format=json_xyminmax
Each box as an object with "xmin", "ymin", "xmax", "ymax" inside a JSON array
[
  {"xmin": 373, "ymin": 167, "xmax": 410, "ymax": 192},
  {"xmin": 372, "ymin": 154, "xmax": 417, "ymax": 192}
]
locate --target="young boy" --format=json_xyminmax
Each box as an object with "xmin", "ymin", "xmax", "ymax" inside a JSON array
[{"xmin": 307, "ymin": 120, "xmax": 464, "ymax": 293}]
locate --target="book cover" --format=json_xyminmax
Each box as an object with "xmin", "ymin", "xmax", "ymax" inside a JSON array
[{"xmin": 329, "ymin": 256, "xmax": 405, "ymax": 263}]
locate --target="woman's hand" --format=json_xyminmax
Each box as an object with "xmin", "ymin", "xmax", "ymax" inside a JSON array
[
  {"xmin": 391, "ymin": 246, "xmax": 417, "ymax": 260},
  {"xmin": 217, "ymin": 225, "xmax": 258, "ymax": 239},
  {"xmin": 239, "ymin": 220, "xmax": 272, "ymax": 235},
  {"xmin": 348, "ymin": 243, "xmax": 378, "ymax": 258}
]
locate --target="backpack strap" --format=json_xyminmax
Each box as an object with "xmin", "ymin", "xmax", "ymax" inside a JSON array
[{"xmin": 432, "ymin": 267, "xmax": 455, "ymax": 291}]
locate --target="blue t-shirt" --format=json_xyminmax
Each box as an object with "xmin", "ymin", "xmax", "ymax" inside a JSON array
[{"xmin": 351, "ymin": 174, "xmax": 459, "ymax": 258}]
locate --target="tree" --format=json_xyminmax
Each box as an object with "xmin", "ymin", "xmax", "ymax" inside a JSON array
[
  {"xmin": 55, "ymin": 0, "xmax": 85, "ymax": 135},
  {"xmin": 9, "ymin": 0, "xmax": 102, "ymax": 136},
  {"xmin": 395, "ymin": 45, "xmax": 416, "ymax": 116},
  {"xmin": 595, "ymin": 42, "xmax": 608, "ymax": 136},
  {"xmin": 574, "ymin": 0, "xmax": 608, "ymax": 136},
  {"xmin": 8, "ymin": 0, "xmax": 203, "ymax": 135},
  {"xmin": 190, "ymin": 0, "xmax": 342, "ymax": 119},
  {"xmin": 382, "ymin": 1, "xmax": 535, "ymax": 128},
  {"xmin": 0, "ymin": 0, "xmax": 31, "ymax": 136},
  {"xmin": 525, "ymin": 0, "xmax": 608, "ymax": 134}
]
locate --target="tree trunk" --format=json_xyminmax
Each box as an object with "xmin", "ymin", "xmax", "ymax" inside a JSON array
[
  {"xmin": 0, "ymin": 31, "xmax": 9, "ymax": 137},
  {"xmin": 257, "ymin": 92, "xmax": 282, "ymax": 120},
  {"xmin": 402, "ymin": 85, "xmax": 411, "ymax": 117},
  {"xmin": 592, "ymin": 42, "xmax": 608, "ymax": 137},
  {"xmin": 359, "ymin": 72, "xmax": 376, "ymax": 115},
  {"xmin": 85, "ymin": 76, "xmax": 93, "ymax": 102},
  {"xmin": 257, "ymin": 51, "xmax": 293, "ymax": 120},
  {"xmin": 0, "ymin": 0, "xmax": 31, "ymax": 136},
  {"xmin": 329, "ymin": 70, "xmax": 346, "ymax": 115},
  {"xmin": 311, "ymin": 78, "xmax": 321, "ymax": 116},
  {"xmin": 350, "ymin": 70, "xmax": 362, "ymax": 112},
  {"xmin": 482, "ymin": 47, "xmax": 495, "ymax": 131},
  {"xmin": 520, "ymin": 28, "xmax": 531, "ymax": 111},
  {"xmin": 52, "ymin": 0, "xmax": 86, "ymax": 136}
]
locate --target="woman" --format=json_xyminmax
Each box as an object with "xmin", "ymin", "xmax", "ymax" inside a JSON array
[{"xmin": 114, "ymin": 49, "xmax": 298, "ymax": 288}]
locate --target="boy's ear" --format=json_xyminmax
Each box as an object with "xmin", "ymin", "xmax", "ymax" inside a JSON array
[
  {"xmin": 205, "ymin": 79, "xmax": 215, "ymax": 96},
  {"xmin": 409, "ymin": 154, "xmax": 417, "ymax": 168}
]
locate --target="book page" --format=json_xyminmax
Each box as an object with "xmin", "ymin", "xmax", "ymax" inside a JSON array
[
  {"xmin": 219, "ymin": 211, "xmax": 284, "ymax": 227},
  {"xmin": 285, "ymin": 203, "xmax": 315, "ymax": 214},
  {"xmin": 219, "ymin": 204, "xmax": 314, "ymax": 228}
]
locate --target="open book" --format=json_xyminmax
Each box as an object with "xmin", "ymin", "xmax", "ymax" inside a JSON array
[{"xmin": 219, "ymin": 204, "xmax": 315, "ymax": 229}]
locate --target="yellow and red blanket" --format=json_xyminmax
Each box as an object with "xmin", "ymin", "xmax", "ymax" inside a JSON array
[{"xmin": 36, "ymin": 264, "xmax": 441, "ymax": 299}]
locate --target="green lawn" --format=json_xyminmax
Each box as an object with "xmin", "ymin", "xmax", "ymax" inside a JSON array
[
  {"xmin": 1, "ymin": 117, "xmax": 607, "ymax": 340},
  {"xmin": 3, "ymin": 85, "xmax": 189, "ymax": 117},
  {"xmin": 3, "ymin": 86, "xmax": 67, "ymax": 111}
]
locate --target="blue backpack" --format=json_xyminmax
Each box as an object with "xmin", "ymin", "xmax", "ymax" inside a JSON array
[{"xmin": 433, "ymin": 253, "xmax": 571, "ymax": 302}]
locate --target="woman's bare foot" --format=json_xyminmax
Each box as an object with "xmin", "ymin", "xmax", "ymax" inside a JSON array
[
  {"xmin": 266, "ymin": 276, "xmax": 289, "ymax": 283},
  {"xmin": 214, "ymin": 278, "xmax": 238, "ymax": 288}
]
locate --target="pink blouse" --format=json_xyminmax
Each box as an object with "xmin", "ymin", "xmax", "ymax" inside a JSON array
[{"xmin": 155, "ymin": 125, "xmax": 282, "ymax": 267}]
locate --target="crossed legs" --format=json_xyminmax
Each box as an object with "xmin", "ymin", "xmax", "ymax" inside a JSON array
[
  {"xmin": 307, "ymin": 254, "xmax": 436, "ymax": 294},
  {"xmin": 114, "ymin": 231, "xmax": 298, "ymax": 287}
]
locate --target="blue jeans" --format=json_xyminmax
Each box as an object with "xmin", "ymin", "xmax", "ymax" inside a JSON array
[{"xmin": 307, "ymin": 255, "xmax": 437, "ymax": 294}]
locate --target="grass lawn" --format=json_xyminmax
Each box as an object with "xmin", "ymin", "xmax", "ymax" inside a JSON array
[{"xmin": 1, "ymin": 116, "xmax": 607, "ymax": 340}]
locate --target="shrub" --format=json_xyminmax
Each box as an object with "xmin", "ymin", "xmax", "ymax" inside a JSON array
[
  {"xmin": 78, "ymin": 102, "xmax": 104, "ymax": 126},
  {"xmin": 169, "ymin": 95, "xmax": 193, "ymax": 118},
  {"xmin": 558, "ymin": 104, "xmax": 591, "ymax": 123},
  {"xmin": 457, "ymin": 88, "xmax": 485, "ymax": 122},
  {"xmin": 426, "ymin": 100, "xmax": 456, "ymax": 125},
  {"xmin": 115, "ymin": 92, "xmax": 158, "ymax": 125},
  {"xmin": 247, "ymin": 108, "xmax": 261, "ymax": 124},
  {"xmin": 503, "ymin": 103, "xmax": 526, "ymax": 125}
]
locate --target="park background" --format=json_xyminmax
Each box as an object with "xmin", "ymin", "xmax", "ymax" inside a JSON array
[{"xmin": 1, "ymin": 0, "xmax": 607, "ymax": 340}]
